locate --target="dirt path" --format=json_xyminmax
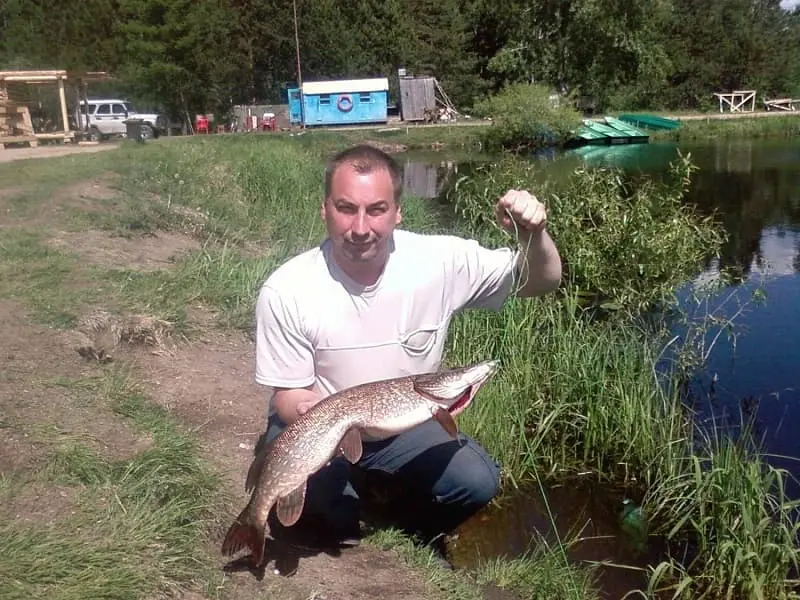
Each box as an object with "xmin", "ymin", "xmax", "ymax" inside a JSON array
[
  {"xmin": 0, "ymin": 141, "xmax": 120, "ymax": 163},
  {"xmin": 129, "ymin": 328, "xmax": 441, "ymax": 600}
]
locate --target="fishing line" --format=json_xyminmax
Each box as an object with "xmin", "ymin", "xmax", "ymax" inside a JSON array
[{"xmin": 501, "ymin": 206, "xmax": 535, "ymax": 297}]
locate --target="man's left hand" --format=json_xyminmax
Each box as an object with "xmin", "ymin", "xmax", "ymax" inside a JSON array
[{"xmin": 494, "ymin": 189, "xmax": 548, "ymax": 236}]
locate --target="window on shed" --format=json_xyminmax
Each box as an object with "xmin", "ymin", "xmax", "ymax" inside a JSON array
[
  {"xmin": 359, "ymin": 93, "xmax": 371, "ymax": 103},
  {"xmin": 319, "ymin": 94, "xmax": 331, "ymax": 105}
]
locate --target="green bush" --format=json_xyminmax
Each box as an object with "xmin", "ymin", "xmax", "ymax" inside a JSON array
[
  {"xmin": 448, "ymin": 152, "xmax": 726, "ymax": 314},
  {"xmin": 472, "ymin": 83, "xmax": 583, "ymax": 152}
]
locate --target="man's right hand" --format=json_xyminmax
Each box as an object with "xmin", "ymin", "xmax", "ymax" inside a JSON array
[
  {"xmin": 272, "ymin": 385, "xmax": 321, "ymax": 425},
  {"xmin": 296, "ymin": 400, "xmax": 317, "ymax": 416}
]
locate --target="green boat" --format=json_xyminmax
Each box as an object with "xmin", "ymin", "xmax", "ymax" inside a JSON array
[
  {"xmin": 572, "ymin": 117, "xmax": 649, "ymax": 146},
  {"xmin": 618, "ymin": 113, "xmax": 681, "ymax": 131}
]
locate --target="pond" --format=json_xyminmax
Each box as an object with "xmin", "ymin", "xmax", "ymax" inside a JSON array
[{"xmin": 398, "ymin": 137, "xmax": 800, "ymax": 597}]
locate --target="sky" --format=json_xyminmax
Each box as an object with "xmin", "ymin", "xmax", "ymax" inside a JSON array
[{"xmin": 781, "ymin": 0, "xmax": 799, "ymax": 8}]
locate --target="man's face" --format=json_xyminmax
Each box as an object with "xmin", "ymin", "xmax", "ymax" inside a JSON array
[{"xmin": 322, "ymin": 163, "xmax": 402, "ymax": 266}]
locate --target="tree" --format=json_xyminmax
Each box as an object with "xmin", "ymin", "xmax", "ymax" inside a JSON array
[{"xmin": 114, "ymin": 0, "xmax": 240, "ymax": 119}]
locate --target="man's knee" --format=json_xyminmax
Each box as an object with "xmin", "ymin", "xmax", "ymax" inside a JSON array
[
  {"xmin": 436, "ymin": 440, "xmax": 500, "ymax": 506},
  {"xmin": 461, "ymin": 453, "xmax": 501, "ymax": 506}
]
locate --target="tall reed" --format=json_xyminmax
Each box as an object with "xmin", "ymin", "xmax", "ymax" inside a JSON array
[
  {"xmin": 449, "ymin": 291, "xmax": 689, "ymax": 489},
  {"xmin": 644, "ymin": 426, "xmax": 800, "ymax": 599}
]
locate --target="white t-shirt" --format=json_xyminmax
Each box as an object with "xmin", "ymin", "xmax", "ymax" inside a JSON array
[{"xmin": 254, "ymin": 229, "xmax": 518, "ymax": 410}]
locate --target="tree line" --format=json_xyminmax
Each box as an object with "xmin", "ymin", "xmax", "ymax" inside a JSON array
[{"xmin": 1, "ymin": 0, "xmax": 799, "ymax": 121}]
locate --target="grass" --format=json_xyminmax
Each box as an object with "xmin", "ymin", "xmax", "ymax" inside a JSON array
[
  {"xmin": 449, "ymin": 293, "xmax": 690, "ymax": 488},
  {"xmin": 366, "ymin": 528, "xmax": 486, "ymax": 600},
  {"xmin": 473, "ymin": 545, "xmax": 599, "ymax": 600},
  {"xmin": 0, "ymin": 229, "xmax": 88, "ymax": 328},
  {"xmin": 367, "ymin": 525, "xmax": 600, "ymax": 600},
  {"xmin": 642, "ymin": 425, "xmax": 800, "ymax": 600},
  {"xmin": 0, "ymin": 367, "xmax": 221, "ymax": 600}
]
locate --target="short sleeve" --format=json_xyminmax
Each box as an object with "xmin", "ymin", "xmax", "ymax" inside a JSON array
[
  {"xmin": 254, "ymin": 283, "xmax": 316, "ymax": 388},
  {"xmin": 447, "ymin": 237, "xmax": 518, "ymax": 312}
]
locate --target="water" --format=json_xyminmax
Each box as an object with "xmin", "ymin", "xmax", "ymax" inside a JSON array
[
  {"xmin": 399, "ymin": 137, "xmax": 800, "ymax": 597},
  {"xmin": 570, "ymin": 140, "xmax": 800, "ymax": 478}
]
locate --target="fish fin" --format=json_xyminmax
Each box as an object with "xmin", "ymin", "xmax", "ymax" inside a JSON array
[
  {"xmin": 245, "ymin": 444, "xmax": 269, "ymax": 494},
  {"xmin": 339, "ymin": 428, "xmax": 363, "ymax": 464},
  {"xmin": 221, "ymin": 508, "xmax": 269, "ymax": 568},
  {"xmin": 276, "ymin": 480, "xmax": 307, "ymax": 527},
  {"xmin": 433, "ymin": 408, "xmax": 460, "ymax": 441}
]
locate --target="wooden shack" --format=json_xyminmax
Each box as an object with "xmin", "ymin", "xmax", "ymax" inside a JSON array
[
  {"xmin": 398, "ymin": 75, "xmax": 436, "ymax": 122},
  {"xmin": 396, "ymin": 71, "xmax": 459, "ymax": 123},
  {"xmin": 0, "ymin": 70, "xmax": 111, "ymax": 149}
]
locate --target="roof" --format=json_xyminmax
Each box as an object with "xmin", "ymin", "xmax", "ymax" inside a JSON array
[
  {"xmin": 0, "ymin": 70, "xmax": 112, "ymax": 82},
  {"xmin": 0, "ymin": 70, "xmax": 68, "ymax": 82},
  {"xmin": 301, "ymin": 78, "xmax": 389, "ymax": 95}
]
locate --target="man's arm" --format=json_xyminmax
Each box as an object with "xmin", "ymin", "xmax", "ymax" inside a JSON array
[
  {"xmin": 255, "ymin": 283, "xmax": 320, "ymax": 423},
  {"xmin": 272, "ymin": 385, "xmax": 322, "ymax": 425}
]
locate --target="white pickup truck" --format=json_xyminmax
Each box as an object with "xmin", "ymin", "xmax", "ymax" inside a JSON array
[{"xmin": 73, "ymin": 99, "xmax": 167, "ymax": 141}]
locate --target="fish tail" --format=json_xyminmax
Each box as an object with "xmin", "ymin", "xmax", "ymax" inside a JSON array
[{"xmin": 221, "ymin": 507, "xmax": 267, "ymax": 567}]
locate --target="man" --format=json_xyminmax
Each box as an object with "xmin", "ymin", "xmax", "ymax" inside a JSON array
[{"xmin": 254, "ymin": 144, "xmax": 561, "ymax": 555}]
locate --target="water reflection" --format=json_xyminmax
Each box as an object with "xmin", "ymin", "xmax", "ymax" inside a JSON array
[
  {"xmin": 400, "ymin": 159, "xmax": 465, "ymax": 200},
  {"xmin": 560, "ymin": 139, "xmax": 800, "ymax": 280},
  {"xmin": 448, "ymin": 479, "xmax": 665, "ymax": 599},
  {"xmin": 688, "ymin": 160, "xmax": 800, "ymax": 279}
]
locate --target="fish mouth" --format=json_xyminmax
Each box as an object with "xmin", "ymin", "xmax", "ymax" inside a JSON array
[{"xmin": 446, "ymin": 386, "xmax": 473, "ymax": 413}]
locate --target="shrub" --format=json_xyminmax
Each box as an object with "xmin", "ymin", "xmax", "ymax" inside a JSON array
[
  {"xmin": 448, "ymin": 152, "xmax": 726, "ymax": 315},
  {"xmin": 472, "ymin": 83, "xmax": 583, "ymax": 153}
]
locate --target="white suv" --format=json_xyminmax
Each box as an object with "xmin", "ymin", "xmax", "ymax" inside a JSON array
[{"xmin": 74, "ymin": 99, "xmax": 167, "ymax": 141}]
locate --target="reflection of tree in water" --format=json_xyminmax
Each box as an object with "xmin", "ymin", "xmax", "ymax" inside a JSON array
[
  {"xmin": 795, "ymin": 238, "xmax": 800, "ymax": 274},
  {"xmin": 686, "ymin": 165, "xmax": 800, "ymax": 280},
  {"xmin": 401, "ymin": 160, "xmax": 465, "ymax": 200}
]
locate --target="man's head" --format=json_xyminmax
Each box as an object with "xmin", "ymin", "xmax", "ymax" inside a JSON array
[{"xmin": 321, "ymin": 145, "xmax": 404, "ymax": 282}]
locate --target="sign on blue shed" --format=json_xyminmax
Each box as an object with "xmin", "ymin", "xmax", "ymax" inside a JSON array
[{"xmin": 290, "ymin": 78, "xmax": 389, "ymax": 127}]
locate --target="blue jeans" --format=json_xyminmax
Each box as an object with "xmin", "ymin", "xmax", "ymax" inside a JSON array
[{"xmin": 261, "ymin": 413, "xmax": 501, "ymax": 541}]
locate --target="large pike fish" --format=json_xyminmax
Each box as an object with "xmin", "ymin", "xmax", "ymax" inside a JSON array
[{"xmin": 221, "ymin": 359, "xmax": 499, "ymax": 567}]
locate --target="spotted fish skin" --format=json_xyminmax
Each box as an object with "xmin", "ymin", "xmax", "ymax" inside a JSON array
[{"xmin": 220, "ymin": 359, "xmax": 498, "ymax": 568}]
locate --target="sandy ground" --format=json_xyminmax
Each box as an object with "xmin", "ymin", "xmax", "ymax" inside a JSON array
[{"xmin": 0, "ymin": 142, "xmax": 120, "ymax": 163}]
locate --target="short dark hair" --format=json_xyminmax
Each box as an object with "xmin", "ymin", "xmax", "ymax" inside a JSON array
[{"xmin": 324, "ymin": 144, "xmax": 403, "ymax": 204}]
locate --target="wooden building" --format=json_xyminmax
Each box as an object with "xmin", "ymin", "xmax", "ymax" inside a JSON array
[
  {"xmin": 0, "ymin": 70, "xmax": 111, "ymax": 149},
  {"xmin": 397, "ymin": 75, "xmax": 437, "ymax": 121}
]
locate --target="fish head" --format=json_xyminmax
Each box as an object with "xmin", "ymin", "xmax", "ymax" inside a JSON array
[{"xmin": 412, "ymin": 359, "xmax": 499, "ymax": 413}]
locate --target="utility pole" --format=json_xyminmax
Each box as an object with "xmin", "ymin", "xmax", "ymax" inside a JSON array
[{"xmin": 292, "ymin": 0, "xmax": 302, "ymax": 87}]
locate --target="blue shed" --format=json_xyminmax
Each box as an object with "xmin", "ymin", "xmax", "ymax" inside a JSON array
[{"xmin": 288, "ymin": 78, "xmax": 389, "ymax": 127}]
